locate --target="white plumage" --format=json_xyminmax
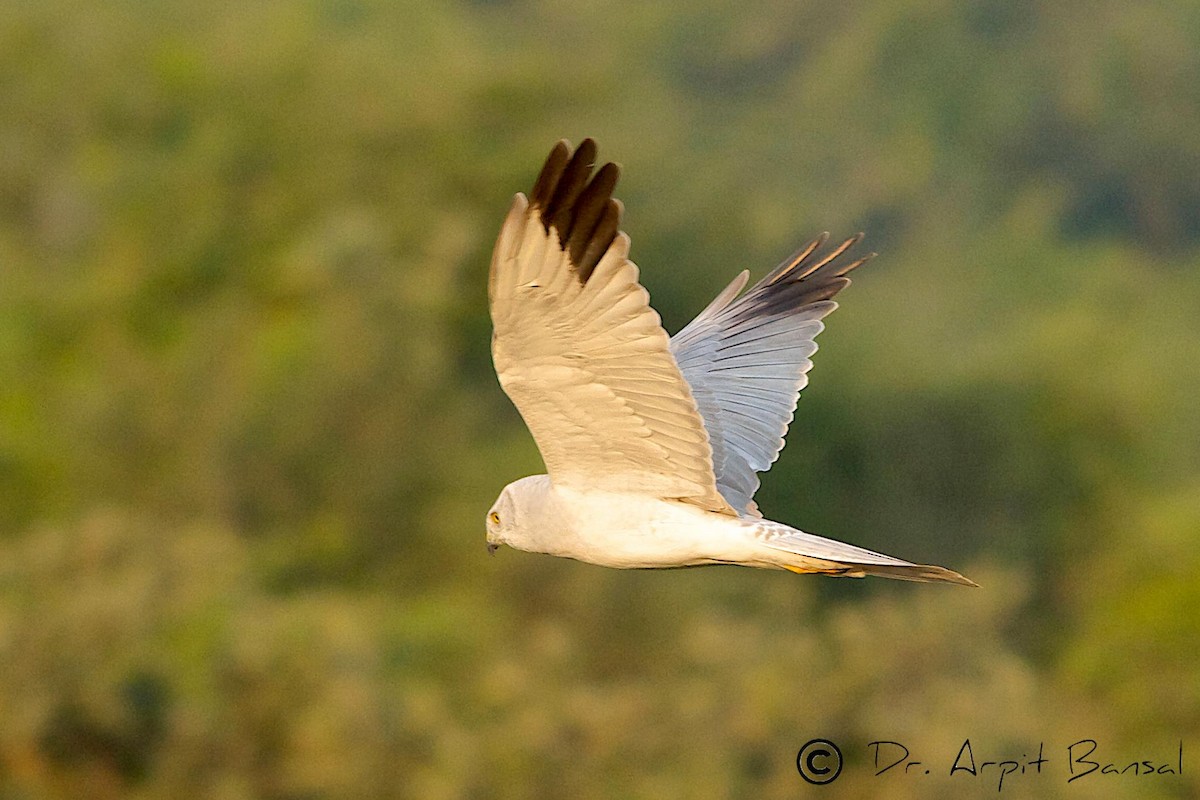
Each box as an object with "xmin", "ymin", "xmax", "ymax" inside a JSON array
[{"xmin": 486, "ymin": 139, "xmax": 974, "ymax": 587}]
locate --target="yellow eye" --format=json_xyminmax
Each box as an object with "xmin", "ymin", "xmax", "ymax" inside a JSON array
[{"xmin": 489, "ymin": 511, "xmax": 501, "ymax": 525}]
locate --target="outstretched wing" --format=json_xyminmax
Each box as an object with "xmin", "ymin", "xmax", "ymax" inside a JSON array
[
  {"xmin": 670, "ymin": 235, "xmax": 872, "ymax": 516},
  {"xmin": 489, "ymin": 139, "xmax": 734, "ymax": 513}
]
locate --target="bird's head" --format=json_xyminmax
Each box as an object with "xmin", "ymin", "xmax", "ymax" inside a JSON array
[
  {"xmin": 484, "ymin": 487, "xmax": 515, "ymax": 555},
  {"xmin": 485, "ymin": 474, "xmax": 552, "ymax": 555}
]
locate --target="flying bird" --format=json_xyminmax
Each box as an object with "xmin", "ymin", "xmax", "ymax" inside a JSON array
[{"xmin": 485, "ymin": 139, "xmax": 974, "ymax": 586}]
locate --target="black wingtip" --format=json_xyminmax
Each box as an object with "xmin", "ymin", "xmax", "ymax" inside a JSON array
[
  {"xmin": 530, "ymin": 141, "xmax": 571, "ymax": 211},
  {"xmin": 734, "ymin": 231, "xmax": 874, "ymax": 320},
  {"xmin": 527, "ymin": 139, "xmax": 623, "ymax": 284}
]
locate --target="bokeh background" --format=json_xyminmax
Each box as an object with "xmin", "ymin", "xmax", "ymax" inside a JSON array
[{"xmin": 2, "ymin": 0, "xmax": 1198, "ymax": 797}]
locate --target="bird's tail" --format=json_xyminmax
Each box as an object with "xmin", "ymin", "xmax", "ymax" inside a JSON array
[
  {"xmin": 781, "ymin": 560, "xmax": 977, "ymax": 586},
  {"xmin": 753, "ymin": 521, "xmax": 977, "ymax": 587}
]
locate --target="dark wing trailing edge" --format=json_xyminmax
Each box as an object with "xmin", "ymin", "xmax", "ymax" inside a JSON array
[{"xmin": 671, "ymin": 233, "xmax": 874, "ymax": 516}]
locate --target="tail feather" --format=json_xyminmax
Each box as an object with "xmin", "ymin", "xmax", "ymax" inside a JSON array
[
  {"xmin": 753, "ymin": 520, "xmax": 977, "ymax": 587},
  {"xmin": 782, "ymin": 561, "xmax": 977, "ymax": 587}
]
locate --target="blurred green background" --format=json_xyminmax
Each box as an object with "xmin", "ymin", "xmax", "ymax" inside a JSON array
[{"xmin": 1, "ymin": 0, "xmax": 1197, "ymax": 797}]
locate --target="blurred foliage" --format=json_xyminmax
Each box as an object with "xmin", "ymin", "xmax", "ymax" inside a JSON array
[{"xmin": 0, "ymin": 0, "xmax": 1197, "ymax": 797}]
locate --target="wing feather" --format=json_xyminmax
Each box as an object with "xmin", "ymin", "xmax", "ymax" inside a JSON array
[
  {"xmin": 490, "ymin": 140, "xmax": 734, "ymax": 513},
  {"xmin": 671, "ymin": 234, "xmax": 874, "ymax": 516}
]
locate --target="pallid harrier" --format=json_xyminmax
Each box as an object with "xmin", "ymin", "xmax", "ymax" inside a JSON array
[{"xmin": 486, "ymin": 139, "xmax": 973, "ymax": 586}]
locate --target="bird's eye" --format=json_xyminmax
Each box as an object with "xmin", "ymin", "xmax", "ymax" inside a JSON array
[{"xmin": 489, "ymin": 511, "xmax": 501, "ymax": 525}]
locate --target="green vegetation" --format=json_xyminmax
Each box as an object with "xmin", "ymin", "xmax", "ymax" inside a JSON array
[{"xmin": 1, "ymin": 0, "xmax": 1196, "ymax": 797}]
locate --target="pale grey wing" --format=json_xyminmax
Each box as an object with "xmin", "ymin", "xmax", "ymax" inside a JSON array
[
  {"xmin": 489, "ymin": 139, "xmax": 735, "ymax": 514},
  {"xmin": 670, "ymin": 235, "xmax": 873, "ymax": 516}
]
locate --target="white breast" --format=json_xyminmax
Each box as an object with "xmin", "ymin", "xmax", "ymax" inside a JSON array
[{"xmin": 541, "ymin": 484, "xmax": 756, "ymax": 569}]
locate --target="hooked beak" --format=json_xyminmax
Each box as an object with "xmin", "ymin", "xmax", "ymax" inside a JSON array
[{"xmin": 487, "ymin": 542, "xmax": 499, "ymax": 556}]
